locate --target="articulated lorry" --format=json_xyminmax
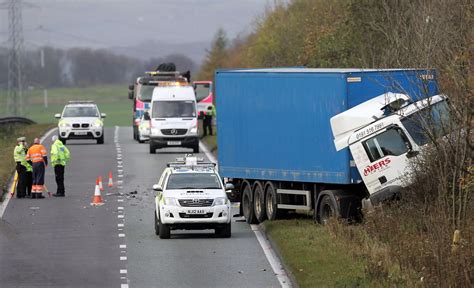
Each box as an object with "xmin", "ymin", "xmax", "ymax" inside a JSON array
[{"xmin": 216, "ymin": 68, "xmax": 449, "ymax": 223}]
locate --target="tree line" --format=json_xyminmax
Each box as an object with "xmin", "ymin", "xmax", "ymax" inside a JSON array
[{"xmin": 0, "ymin": 47, "xmax": 197, "ymax": 89}]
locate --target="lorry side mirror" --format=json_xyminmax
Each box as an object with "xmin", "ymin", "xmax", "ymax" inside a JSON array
[{"xmin": 128, "ymin": 91, "xmax": 134, "ymax": 100}]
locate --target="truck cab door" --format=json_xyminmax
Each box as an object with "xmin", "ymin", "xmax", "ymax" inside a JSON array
[{"xmin": 351, "ymin": 126, "xmax": 412, "ymax": 202}]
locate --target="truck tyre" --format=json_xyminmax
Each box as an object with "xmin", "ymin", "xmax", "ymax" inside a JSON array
[
  {"xmin": 242, "ymin": 182, "xmax": 257, "ymax": 224},
  {"xmin": 154, "ymin": 210, "xmax": 159, "ymax": 236},
  {"xmin": 318, "ymin": 194, "xmax": 339, "ymax": 225},
  {"xmin": 158, "ymin": 217, "xmax": 170, "ymax": 239},
  {"xmin": 265, "ymin": 182, "xmax": 278, "ymax": 221},
  {"xmin": 97, "ymin": 134, "xmax": 104, "ymax": 144},
  {"xmin": 149, "ymin": 143, "xmax": 156, "ymax": 154},
  {"xmin": 216, "ymin": 223, "xmax": 231, "ymax": 238},
  {"xmin": 253, "ymin": 181, "xmax": 266, "ymax": 223}
]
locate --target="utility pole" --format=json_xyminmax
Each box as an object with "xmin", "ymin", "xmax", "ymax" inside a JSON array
[{"xmin": 5, "ymin": 0, "xmax": 24, "ymax": 116}]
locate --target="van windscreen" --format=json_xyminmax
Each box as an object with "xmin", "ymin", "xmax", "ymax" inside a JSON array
[{"xmin": 152, "ymin": 101, "xmax": 196, "ymax": 118}]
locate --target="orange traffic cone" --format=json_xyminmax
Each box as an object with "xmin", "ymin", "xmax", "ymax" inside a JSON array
[
  {"xmin": 108, "ymin": 171, "xmax": 113, "ymax": 188},
  {"xmin": 98, "ymin": 175, "xmax": 104, "ymax": 191},
  {"xmin": 91, "ymin": 177, "xmax": 104, "ymax": 206}
]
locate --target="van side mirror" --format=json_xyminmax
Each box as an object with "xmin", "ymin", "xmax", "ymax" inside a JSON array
[
  {"xmin": 54, "ymin": 113, "xmax": 61, "ymax": 119},
  {"xmin": 144, "ymin": 112, "xmax": 151, "ymax": 120},
  {"xmin": 153, "ymin": 184, "xmax": 162, "ymax": 192}
]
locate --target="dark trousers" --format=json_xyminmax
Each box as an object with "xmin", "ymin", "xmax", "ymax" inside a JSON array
[
  {"xmin": 25, "ymin": 171, "xmax": 33, "ymax": 196},
  {"xmin": 54, "ymin": 165, "xmax": 65, "ymax": 195},
  {"xmin": 32, "ymin": 162, "xmax": 45, "ymax": 186},
  {"xmin": 203, "ymin": 116, "xmax": 213, "ymax": 136},
  {"xmin": 15, "ymin": 162, "xmax": 26, "ymax": 198}
]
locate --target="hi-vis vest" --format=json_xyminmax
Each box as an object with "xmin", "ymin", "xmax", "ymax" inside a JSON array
[
  {"xmin": 13, "ymin": 144, "xmax": 28, "ymax": 168},
  {"xmin": 51, "ymin": 139, "xmax": 70, "ymax": 166},
  {"xmin": 26, "ymin": 144, "xmax": 47, "ymax": 163}
]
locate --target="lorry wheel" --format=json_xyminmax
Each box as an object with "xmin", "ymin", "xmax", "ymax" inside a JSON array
[
  {"xmin": 318, "ymin": 195, "xmax": 339, "ymax": 225},
  {"xmin": 154, "ymin": 210, "xmax": 159, "ymax": 236},
  {"xmin": 97, "ymin": 135, "xmax": 104, "ymax": 144},
  {"xmin": 253, "ymin": 181, "xmax": 266, "ymax": 223},
  {"xmin": 265, "ymin": 182, "xmax": 278, "ymax": 221},
  {"xmin": 159, "ymin": 217, "xmax": 170, "ymax": 239},
  {"xmin": 215, "ymin": 223, "xmax": 231, "ymax": 238},
  {"xmin": 242, "ymin": 183, "xmax": 257, "ymax": 224},
  {"xmin": 149, "ymin": 143, "xmax": 156, "ymax": 154}
]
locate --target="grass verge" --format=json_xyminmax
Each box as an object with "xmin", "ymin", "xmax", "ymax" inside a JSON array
[
  {"xmin": 0, "ymin": 123, "xmax": 55, "ymax": 201},
  {"xmin": 263, "ymin": 219, "xmax": 372, "ymax": 287}
]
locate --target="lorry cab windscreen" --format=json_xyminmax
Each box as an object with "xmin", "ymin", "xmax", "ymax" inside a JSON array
[
  {"xmin": 166, "ymin": 173, "xmax": 222, "ymax": 190},
  {"xmin": 152, "ymin": 101, "xmax": 196, "ymax": 118},
  {"xmin": 401, "ymin": 100, "xmax": 451, "ymax": 146},
  {"xmin": 195, "ymin": 83, "xmax": 211, "ymax": 101}
]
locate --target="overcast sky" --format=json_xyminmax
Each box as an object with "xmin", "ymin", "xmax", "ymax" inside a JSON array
[{"xmin": 0, "ymin": 0, "xmax": 280, "ymax": 51}]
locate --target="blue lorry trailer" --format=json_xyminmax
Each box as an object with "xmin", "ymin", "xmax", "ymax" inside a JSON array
[{"xmin": 215, "ymin": 68, "xmax": 438, "ymax": 223}]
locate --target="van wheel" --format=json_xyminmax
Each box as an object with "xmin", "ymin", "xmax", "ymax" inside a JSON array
[
  {"xmin": 253, "ymin": 181, "xmax": 266, "ymax": 223},
  {"xmin": 215, "ymin": 223, "xmax": 231, "ymax": 238},
  {"xmin": 158, "ymin": 217, "xmax": 170, "ymax": 239},
  {"xmin": 265, "ymin": 182, "xmax": 278, "ymax": 221},
  {"xmin": 242, "ymin": 183, "xmax": 257, "ymax": 224},
  {"xmin": 318, "ymin": 195, "xmax": 339, "ymax": 225},
  {"xmin": 149, "ymin": 143, "xmax": 156, "ymax": 154},
  {"xmin": 154, "ymin": 210, "xmax": 159, "ymax": 236}
]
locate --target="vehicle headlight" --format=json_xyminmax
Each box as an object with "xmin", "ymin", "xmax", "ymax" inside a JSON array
[
  {"xmin": 92, "ymin": 120, "xmax": 103, "ymax": 128},
  {"xmin": 213, "ymin": 197, "xmax": 227, "ymax": 206},
  {"xmin": 59, "ymin": 121, "xmax": 70, "ymax": 128},
  {"xmin": 163, "ymin": 197, "xmax": 178, "ymax": 206},
  {"xmin": 190, "ymin": 127, "xmax": 198, "ymax": 134}
]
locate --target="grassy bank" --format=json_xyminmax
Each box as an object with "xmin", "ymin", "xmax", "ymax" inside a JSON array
[
  {"xmin": 263, "ymin": 219, "xmax": 372, "ymax": 287},
  {"xmin": 0, "ymin": 85, "xmax": 130, "ymax": 127},
  {"xmin": 0, "ymin": 123, "xmax": 55, "ymax": 200}
]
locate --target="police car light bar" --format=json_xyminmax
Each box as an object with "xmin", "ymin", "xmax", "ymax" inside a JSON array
[{"xmin": 68, "ymin": 100, "xmax": 95, "ymax": 104}]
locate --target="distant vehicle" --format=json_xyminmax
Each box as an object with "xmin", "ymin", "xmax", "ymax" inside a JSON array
[
  {"xmin": 148, "ymin": 73, "xmax": 199, "ymax": 154},
  {"xmin": 55, "ymin": 101, "xmax": 106, "ymax": 144},
  {"xmin": 153, "ymin": 155, "xmax": 232, "ymax": 239},
  {"xmin": 216, "ymin": 68, "xmax": 446, "ymax": 224},
  {"xmin": 137, "ymin": 110, "xmax": 151, "ymax": 143},
  {"xmin": 193, "ymin": 81, "xmax": 213, "ymax": 118},
  {"xmin": 128, "ymin": 73, "xmax": 156, "ymax": 141}
]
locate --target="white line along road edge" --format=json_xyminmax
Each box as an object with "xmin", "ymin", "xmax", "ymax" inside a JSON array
[
  {"xmin": 199, "ymin": 140, "xmax": 292, "ymax": 288},
  {"xmin": 0, "ymin": 128, "xmax": 58, "ymax": 218}
]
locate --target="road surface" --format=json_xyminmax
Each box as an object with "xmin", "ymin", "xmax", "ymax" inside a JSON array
[{"xmin": 0, "ymin": 127, "xmax": 283, "ymax": 288}]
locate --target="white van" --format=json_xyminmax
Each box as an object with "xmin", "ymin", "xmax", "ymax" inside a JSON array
[{"xmin": 149, "ymin": 84, "xmax": 199, "ymax": 153}]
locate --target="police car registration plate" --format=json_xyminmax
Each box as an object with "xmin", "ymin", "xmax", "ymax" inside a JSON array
[
  {"xmin": 187, "ymin": 209, "xmax": 205, "ymax": 214},
  {"xmin": 75, "ymin": 131, "xmax": 87, "ymax": 135},
  {"xmin": 167, "ymin": 141, "xmax": 181, "ymax": 146}
]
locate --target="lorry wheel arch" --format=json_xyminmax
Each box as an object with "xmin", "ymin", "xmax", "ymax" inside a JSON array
[
  {"xmin": 241, "ymin": 180, "xmax": 257, "ymax": 224},
  {"xmin": 252, "ymin": 181, "xmax": 266, "ymax": 223}
]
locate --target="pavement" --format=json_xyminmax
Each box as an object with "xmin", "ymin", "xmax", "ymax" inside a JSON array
[{"xmin": 0, "ymin": 127, "xmax": 282, "ymax": 288}]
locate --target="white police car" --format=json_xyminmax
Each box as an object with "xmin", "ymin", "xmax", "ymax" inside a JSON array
[
  {"xmin": 153, "ymin": 155, "xmax": 232, "ymax": 239},
  {"xmin": 55, "ymin": 101, "xmax": 106, "ymax": 144}
]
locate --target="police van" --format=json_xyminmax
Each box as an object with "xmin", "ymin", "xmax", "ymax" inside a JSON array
[
  {"xmin": 148, "ymin": 74, "xmax": 199, "ymax": 153},
  {"xmin": 153, "ymin": 155, "xmax": 233, "ymax": 239}
]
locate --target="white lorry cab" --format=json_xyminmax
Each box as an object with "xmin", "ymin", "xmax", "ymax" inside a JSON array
[
  {"xmin": 149, "ymin": 82, "xmax": 199, "ymax": 153},
  {"xmin": 331, "ymin": 92, "xmax": 451, "ymax": 208},
  {"xmin": 153, "ymin": 156, "xmax": 232, "ymax": 239}
]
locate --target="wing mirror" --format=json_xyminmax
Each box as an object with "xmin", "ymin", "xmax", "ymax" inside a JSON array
[
  {"xmin": 101, "ymin": 113, "xmax": 107, "ymax": 118},
  {"xmin": 153, "ymin": 184, "xmax": 162, "ymax": 192},
  {"xmin": 128, "ymin": 84, "xmax": 134, "ymax": 91},
  {"xmin": 144, "ymin": 112, "xmax": 151, "ymax": 120},
  {"xmin": 54, "ymin": 113, "xmax": 61, "ymax": 119},
  {"xmin": 225, "ymin": 183, "xmax": 235, "ymax": 191},
  {"xmin": 406, "ymin": 150, "xmax": 419, "ymax": 158},
  {"xmin": 128, "ymin": 91, "xmax": 134, "ymax": 100}
]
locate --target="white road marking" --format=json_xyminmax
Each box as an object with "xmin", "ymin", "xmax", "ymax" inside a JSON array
[
  {"xmin": 118, "ymin": 215, "xmax": 124, "ymax": 219},
  {"xmin": 1, "ymin": 128, "xmax": 58, "ymax": 219},
  {"xmin": 118, "ymin": 170, "xmax": 123, "ymax": 174},
  {"xmin": 119, "ymin": 233, "xmax": 125, "ymax": 238},
  {"xmin": 251, "ymin": 225, "xmax": 292, "ymax": 288},
  {"xmin": 118, "ymin": 207, "xmax": 124, "ymax": 210},
  {"xmin": 118, "ymin": 223, "xmax": 124, "ymax": 227},
  {"xmin": 120, "ymin": 269, "xmax": 127, "ymax": 274},
  {"xmin": 117, "ymin": 165, "xmax": 123, "ymax": 168},
  {"xmin": 118, "ymin": 199, "xmax": 124, "ymax": 202},
  {"xmin": 120, "ymin": 256, "xmax": 127, "ymax": 261},
  {"xmin": 121, "ymin": 284, "xmax": 129, "ymax": 288},
  {"xmin": 120, "ymin": 244, "xmax": 127, "ymax": 249},
  {"xmin": 118, "ymin": 186, "xmax": 123, "ymax": 189},
  {"xmin": 117, "ymin": 180, "xmax": 123, "ymax": 184}
]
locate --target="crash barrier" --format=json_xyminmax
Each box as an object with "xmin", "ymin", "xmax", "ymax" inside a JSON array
[{"xmin": 0, "ymin": 117, "xmax": 36, "ymax": 126}]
